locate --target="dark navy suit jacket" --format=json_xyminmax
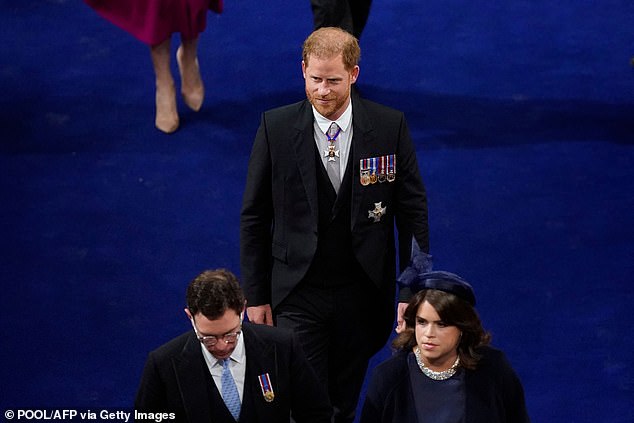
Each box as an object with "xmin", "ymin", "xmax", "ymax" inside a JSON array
[{"xmin": 135, "ymin": 322, "xmax": 331, "ymax": 423}]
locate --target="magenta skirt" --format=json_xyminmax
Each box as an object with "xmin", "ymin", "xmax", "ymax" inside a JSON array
[{"xmin": 85, "ymin": 0, "xmax": 223, "ymax": 46}]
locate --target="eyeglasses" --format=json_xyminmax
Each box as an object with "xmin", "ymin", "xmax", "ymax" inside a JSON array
[{"xmin": 190, "ymin": 318, "xmax": 242, "ymax": 348}]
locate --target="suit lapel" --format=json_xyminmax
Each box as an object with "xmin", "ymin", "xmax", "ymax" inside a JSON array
[
  {"xmin": 172, "ymin": 333, "xmax": 215, "ymax": 422},
  {"xmin": 350, "ymin": 96, "xmax": 377, "ymax": 229},
  {"xmin": 241, "ymin": 324, "xmax": 278, "ymax": 422},
  {"xmin": 292, "ymin": 101, "xmax": 319, "ymax": 228},
  {"xmin": 331, "ymin": 149, "xmax": 354, "ymax": 217}
]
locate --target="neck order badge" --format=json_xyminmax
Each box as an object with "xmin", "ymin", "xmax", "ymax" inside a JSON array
[
  {"xmin": 324, "ymin": 122, "xmax": 341, "ymax": 162},
  {"xmin": 324, "ymin": 122, "xmax": 342, "ymax": 193}
]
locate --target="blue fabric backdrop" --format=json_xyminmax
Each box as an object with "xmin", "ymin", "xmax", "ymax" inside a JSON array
[{"xmin": 1, "ymin": 1, "xmax": 633, "ymax": 421}]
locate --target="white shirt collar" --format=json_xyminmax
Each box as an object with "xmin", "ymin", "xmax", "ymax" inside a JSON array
[{"xmin": 312, "ymin": 98, "xmax": 353, "ymax": 134}]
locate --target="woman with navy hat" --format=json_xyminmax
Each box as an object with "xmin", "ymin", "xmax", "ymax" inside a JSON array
[{"xmin": 360, "ymin": 249, "xmax": 530, "ymax": 423}]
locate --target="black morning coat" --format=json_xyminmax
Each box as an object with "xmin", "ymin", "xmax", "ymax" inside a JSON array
[
  {"xmin": 240, "ymin": 94, "xmax": 429, "ymax": 350},
  {"xmin": 135, "ymin": 322, "xmax": 332, "ymax": 423}
]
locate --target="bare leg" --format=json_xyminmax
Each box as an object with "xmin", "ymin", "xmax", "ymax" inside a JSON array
[
  {"xmin": 150, "ymin": 37, "xmax": 179, "ymax": 133},
  {"xmin": 177, "ymin": 36, "xmax": 204, "ymax": 112}
]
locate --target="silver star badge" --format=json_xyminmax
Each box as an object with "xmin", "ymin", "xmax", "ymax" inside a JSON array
[{"xmin": 368, "ymin": 202, "xmax": 387, "ymax": 222}]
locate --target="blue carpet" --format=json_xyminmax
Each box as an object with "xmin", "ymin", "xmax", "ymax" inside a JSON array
[{"xmin": 1, "ymin": 0, "xmax": 633, "ymax": 421}]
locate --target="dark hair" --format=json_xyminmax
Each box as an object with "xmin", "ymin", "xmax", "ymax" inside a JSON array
[
  {"xmin": 393, "ymin": 289, "xmax": 492, "ymax": 369},
  {"xmin": 302, "ymin": 27, "xmax": 360, "ymax": 71},
  {"xmin": 186, "ymin": 269, "xmax": 245, "ymax": 320}
]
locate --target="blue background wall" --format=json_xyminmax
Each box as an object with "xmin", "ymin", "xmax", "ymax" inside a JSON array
[{"xmin": 1, "ymin": 1, "xmax": 633, "ymax": 421}]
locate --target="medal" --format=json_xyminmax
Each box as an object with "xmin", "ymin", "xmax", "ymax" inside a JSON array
[
  {"xmin": 258, "ymin": 373, "xmax": 275, "ymax": 403},
  {"xmin": 360, "ymin": 170, "xmax": 370, "ymax": 186},
  {"xmin": 369, "ymin": 157, "xmax": 378, "ymax": 184},
  {"xmin": 324, "ymin": 144, "xmax": 340, "ymax": 162},
  {"xmin": 387, "ymin": 154, "xmax": 396, "ymax": 182},
  {"xmin": 368, "ymin": 202, "xmax": 387, "ymax": 222},
  {"xmin": 360, "ymin": 159, "xmax": 371, "ymax": 186},
  {"xmin": 378, "ymin": 155, "xmax": 387, "ymax": 183},
  {"xmin": 324, "ymin": 123, "xmax": 341, "ymax": 163},
  {"xmin": 361, "ymin": 155, "xmax": 395, "ymax": 185}
]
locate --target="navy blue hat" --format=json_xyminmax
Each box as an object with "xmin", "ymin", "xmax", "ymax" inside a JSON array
[
  {"xmin": 397, "ymin": 240, "xmax": 476, "ymax": 306},
  {"xmin": 411, "ymin": 271, "xmax": 476, "ymax": 306}
]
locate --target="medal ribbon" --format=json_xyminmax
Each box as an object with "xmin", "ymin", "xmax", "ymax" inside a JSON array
[
  {"xmin": 326, "ymin": 126, "xmax": 341, "ymax": 143},
  {"xmin": 258, "ymin": 373, "xmax": 273, "ymax": 394}
]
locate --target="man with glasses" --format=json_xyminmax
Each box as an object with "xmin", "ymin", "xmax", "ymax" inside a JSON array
[{"xmin": 135, "ymin": 269, "xmax": 331, "ymax": 422}]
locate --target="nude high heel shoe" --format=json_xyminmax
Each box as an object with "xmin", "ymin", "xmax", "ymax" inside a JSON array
[
  {"xmin": 177, "ymin": 46, "xmax": 204, "ymax": 112},
  {"xmin": 155, "ymin": 81, "xmax": 179, "ymax": 134}
]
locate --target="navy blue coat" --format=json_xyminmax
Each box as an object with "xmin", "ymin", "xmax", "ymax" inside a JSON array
[{"xmin": 360, "ymin": 347, "xmax": 530, "ymax": 423}]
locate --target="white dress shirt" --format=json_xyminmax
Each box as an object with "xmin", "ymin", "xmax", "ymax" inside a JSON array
[
  {"xmin": 312, "ymin": 99, "xmax": 354, "ymax": 181},
  {"xmin": 199, "ymin": 331, "xmax": 246, "ymax": 402}
]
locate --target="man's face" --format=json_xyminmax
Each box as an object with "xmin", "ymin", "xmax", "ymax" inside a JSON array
[
  {"xmin": 302, "ymin": 54, "xmax": 359, "ymax": 121},
  {"xmin": 188, "ymin": 308, "xmax": 242, "ymax": 360}
]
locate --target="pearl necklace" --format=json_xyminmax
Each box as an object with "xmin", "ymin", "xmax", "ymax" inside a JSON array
[{"xmin": 414, "ymin": 347, "xmax": 460, "ymax": 381}]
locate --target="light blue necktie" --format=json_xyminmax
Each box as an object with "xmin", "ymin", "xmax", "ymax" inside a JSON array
[{"xmin": 220, "ymin": 359, "xmax": 241, "ymax": 421}]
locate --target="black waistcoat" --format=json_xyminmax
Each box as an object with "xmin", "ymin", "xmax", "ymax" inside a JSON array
[{"xmin": 303, "ymin": 145, "xmax": 363, "ymax": 286}]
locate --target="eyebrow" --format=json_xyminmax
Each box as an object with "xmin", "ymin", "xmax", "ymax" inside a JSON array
[
  {"xmin": 309, "ymin": 74, "xmax": 343, "ymax": 81},
  {"xmin": 415, "ymin": 316, "xmax": 443, "ymax": 323},
  {"xmin": 198, "ymin": 323, "xmax": 241, "ymax": 337}
]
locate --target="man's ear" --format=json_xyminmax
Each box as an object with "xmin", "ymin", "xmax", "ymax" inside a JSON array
[
  {"xmin": 350, "ymin": 65, "xmax": 360, "ymax": 84},
  {"xmin": 184, "ymin": 308, "xmax": 193, "ymax": 320}
]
